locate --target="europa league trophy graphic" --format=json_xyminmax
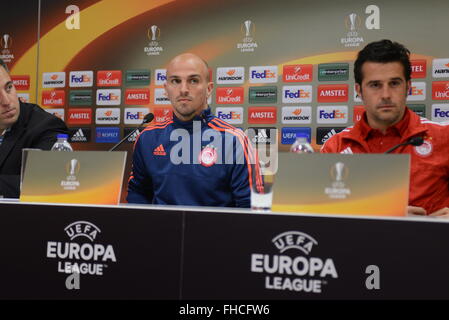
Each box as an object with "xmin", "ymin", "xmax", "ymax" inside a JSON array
[
  {"xmin": 334, "ymin": 162, "xmax": 345, "ymax": 182},
  {"xmin": 244, "ymin": 20, "xmax": 252, "ymax": 37},
  {"xmin": 349, "ymin": 13, "xmax": 357, "ymax": 31},
  {"xmin": 69, "ymin": 159, "xmax": 78, "ymax": 176},
  {"xmin": 150, "ymin": 25, "xmax": 158, "ymax": 41},
  {"xmin": 2, "ymin": 34, "xmax": 10, "ymax": 49}
]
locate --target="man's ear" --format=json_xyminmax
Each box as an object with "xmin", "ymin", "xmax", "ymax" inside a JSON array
[{"xmin": 355, "ymin": 83, "xmax": 362, "ymax": 100}]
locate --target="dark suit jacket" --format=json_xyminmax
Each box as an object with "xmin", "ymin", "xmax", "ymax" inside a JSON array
[{"xmin": 0, "ymin": 102, "xmax": 68, "ymax": 198}]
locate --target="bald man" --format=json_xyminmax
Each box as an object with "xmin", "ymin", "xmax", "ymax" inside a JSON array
[{"xmin": 127, "ymin": 53, "xmax": 260, "ymax": 207}]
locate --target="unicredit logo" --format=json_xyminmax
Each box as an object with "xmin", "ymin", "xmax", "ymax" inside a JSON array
[
  {"xmin": 97, "ymin": 70, "xmax": 122, "ymax": 86},
  {"xmin": 283, "ymin": 64, "xmax": 313, "ymax": 82},
  {"xmin": 154, "ymin": 107, "xmax": 173, "ymax": 123},
  {"xmin": 216, "ymin": 87, "xmax": 244, "ymax": 104},
  {"xmin": 432, "ymin": 81, "xmax": 449, "ymax": 100},
  {"xmin": 42, "ymin": 90, "xmax": 65, "ymax": 106}
]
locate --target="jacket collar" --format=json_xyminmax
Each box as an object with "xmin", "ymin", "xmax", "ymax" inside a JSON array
[
  {"xmin": 172, "ymin": 106, "xmax": 214, "ymax": 129},
  {"xmin": 341, "ymin": 107, "xmax": 428, "ymax": 145}
]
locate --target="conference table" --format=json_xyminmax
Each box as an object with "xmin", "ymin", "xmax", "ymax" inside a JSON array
[{"xmin": 1, "ymin": 199, "xmax": 448, "ymax": 300}]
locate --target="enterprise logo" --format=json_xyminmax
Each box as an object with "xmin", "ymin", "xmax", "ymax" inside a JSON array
[
  {"xmin": 411, "ymin": 60, "xmax": 426, "ymax": 79},
  {"xmin": 67, "ymin": 108, "xmax": 92, "ymax": 125},
  {"xmin": 317, "ymin": 84, "xmax": 348, "ymax": 102},
  {"xmin": 154, "ymin": 88, "xmax": 170, "ymax": 104},
  {"xmin": 248, "ymin": 107, "xmax": 277, "ymax": 124},
  {"xmin": 124, "ymin": 88, "xmax": 150, "ymax": 105},
  {"xmin": 281, "ymin": 127, "xmax": 311, "ymax": 145}
]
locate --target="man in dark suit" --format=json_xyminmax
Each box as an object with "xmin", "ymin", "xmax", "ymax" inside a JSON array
[{"xmin": 0, "ymin": 58, "xmax": 68, "ymax": 198}]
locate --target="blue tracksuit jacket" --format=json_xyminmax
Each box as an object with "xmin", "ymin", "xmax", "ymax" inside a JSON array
[{"xmin": 127, "ymin": 107, "xmax": 260, "ymax": 207}]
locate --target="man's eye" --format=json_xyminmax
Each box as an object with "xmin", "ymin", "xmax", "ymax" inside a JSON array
[
  {"xmin": 369, "ymin": 83, "xmax": 380, "ymax": 88},
  {"xmin": 6, "ymin": 84, "xmax": 13, "ymax": 92},
  {"xmin": 390, "ymin": 81, "xmax": 400, "ymax": 87},
  {"xmin": 171, "ymin": 79, "xmax": 181, "ymax": 84},
  {"xmin": 190, "ymin": 79, "xmax": 199, "ymax": 84}
]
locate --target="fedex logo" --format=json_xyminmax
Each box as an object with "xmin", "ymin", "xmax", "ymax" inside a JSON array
[
  {"xmin": 432, "ymin": 81, "xmax": 449, "ymax": 100},
  {"xmin": 432, "ymin": 104, "xmax": 449, "ymax": 122},
  {"xmin": 96, "ymin": 89, "xmax": 121, "ymax": 105},
  {"xmin": 155, "ymin": 69, "xmax": 167, "ymax": 85},
  {"xmin": 282, "ymin": 85, "xmax": 312, "ymax": 103},
  {"xmin": 411, "ymin": 60, "xmax": 426, "ymax": 79},
  {"xmin": 283, "ymin": 64, "xmax": 313, "ymax": 82},
  {"xmin": 125, "ymin": 88, "xmax": 150, "ymax": 105},
  {"xmin": 215, "ymin": 107, "xmax": 243, "ymax": 124},
  {"xmin": 317, "ymin": 106, "xmax": 348, "ymax": 124},
  {"xmin": 249, "ymin": 66, "xmax": 278, "ymax": 83},
  {"xmin": 216, "ymin": 87, "xmax": 244, "ymax": 104},
  {"xmin": 97, "ymin": 70, "xmax": 122, "ymax": 87},
  {"xmin": 69, "ymin": 71, "xmax": 93, "ymax": 87},
  {"xmin": 124, "ymin": 107, "xmax": 150, "ymax": 124},
  {"xmin": 11, "ymin": 75, "xmax": 30, "ymax": 90},
  {"xmin": 42, "ymin": 90, "xmax": 65, "ymax": 106},
  {"xmin": 154, "ymin": 107, "xmax": 173, "ymax": 123},
  {"xmin": 407, "ymin": 82, "xmax": 426, "ymax": 101},
  {"xmin": 67, "ymin": 108, "xmax": 92, "ymax": 125},
  {"xmin": 317, "ymin": 84, "xmax": 348, "ymax": 102}
]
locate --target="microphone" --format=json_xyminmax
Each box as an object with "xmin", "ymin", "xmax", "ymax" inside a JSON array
[
  {"xmin": 385, "ymin": 136, "xmax": 424, "ymax": 154},
  {"xmin": 109, "ymin": 113, "xmax": 154, "ymax": 151}
]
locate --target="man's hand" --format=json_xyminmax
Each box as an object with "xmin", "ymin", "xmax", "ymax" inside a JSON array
[
  {"xmin": 407, "ymin": 206, "xmax": 449, "ymax": 218},
  {"xmin": 407, "ymin": 206, "xmax": 427, "ymax": 216},
  {"xmin": 429, "ymin": 207, "xmax": 449, "ymax": 218}
]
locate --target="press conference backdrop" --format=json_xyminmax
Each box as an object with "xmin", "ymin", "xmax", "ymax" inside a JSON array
[{"xmin": 2, "ymin": 0, "xmax": 449, "ymax": 201}]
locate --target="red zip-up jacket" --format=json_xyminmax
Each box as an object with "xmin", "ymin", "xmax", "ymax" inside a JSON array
[{"xmin": 321, "ymin": 108, "xmax": 449, "ymax": 214}]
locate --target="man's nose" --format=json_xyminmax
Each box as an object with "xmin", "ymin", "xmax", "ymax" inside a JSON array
[
  {"xmin": 180, "ymin": 81, "xmax": 189, "ymax": 94},
  {"xmin": 0, "ymin": 89, "xmax": 11, "ymax": 106}
]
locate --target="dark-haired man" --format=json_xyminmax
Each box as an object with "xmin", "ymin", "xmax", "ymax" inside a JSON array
[
  {"xmin": 0, "ymin": 59, "xmax": 68, "ymax": 198},
  {"xmin": 321, "ymin": 39, "xmax": 449, "ymax": 217}
]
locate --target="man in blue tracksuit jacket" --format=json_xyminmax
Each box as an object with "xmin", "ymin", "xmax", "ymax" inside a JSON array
[{"xmin": 127, "ymin": 53, "xmax": 261, "ymax": 207}]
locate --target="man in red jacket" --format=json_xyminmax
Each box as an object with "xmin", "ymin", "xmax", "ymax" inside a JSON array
[{"xmin": 321, "ymin": 39, "xmax": 449, "ymax": 217}]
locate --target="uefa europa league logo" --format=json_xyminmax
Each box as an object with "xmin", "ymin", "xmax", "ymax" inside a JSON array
[
  {"xmin": 244, "ymin": 20, "xmax": 252, "ymax": 37},
  {"xmin": 149, "ymin": 25, "xmax": 159, "ymax": 41},
  {"xmin": 334, "ymin": 162, "xmax": 345, "ymax": 182},
  {"xmin": 349, "ymin": 13, "xmax": 357, "ymax": 31},
  {"xmin": 2, "ymin": 34, "xmax": 10, "ymax": 49},
  {"xmin": 67, "ymin": 158, "xmax": 79, "ymax": 177}
]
